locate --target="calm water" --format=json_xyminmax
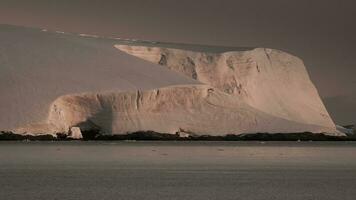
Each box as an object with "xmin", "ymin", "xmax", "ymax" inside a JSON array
[{"xmin": 0, "ymin": 141, "xmax": 356, "ymax": 200}]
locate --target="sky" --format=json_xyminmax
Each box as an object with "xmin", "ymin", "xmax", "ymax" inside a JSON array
[{"xmin": 0, "ymin": 0, "xmax": 355, "ymax": 124}]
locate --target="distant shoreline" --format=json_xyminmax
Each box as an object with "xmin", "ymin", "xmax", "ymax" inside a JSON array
[{"xmin": 1, "ymin": 131, "xmax": 355, "ymax": 141}]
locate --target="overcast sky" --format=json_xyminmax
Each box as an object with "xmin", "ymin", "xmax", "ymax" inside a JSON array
[{"xmin": 0, "ymin": 0, "xmax": 355, "ymax": 123}]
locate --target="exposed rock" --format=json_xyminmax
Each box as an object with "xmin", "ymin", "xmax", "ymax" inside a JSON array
[{"xmin": 1, "ymin": 130, "xmax": 355, "ymax": 141}]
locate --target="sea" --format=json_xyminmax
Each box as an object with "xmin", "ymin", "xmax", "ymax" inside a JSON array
[{"xmin": 1, "ymin": 141, "xmax": 356, "ymax": 200}]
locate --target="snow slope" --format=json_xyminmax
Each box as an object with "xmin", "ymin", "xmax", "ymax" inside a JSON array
[
  {"xmin": 0, "ymin": 25, "xmax": 339, "ymax": 136},
  {"xmin": 44, "ymin": 85, "xmax": 335, "ymax": 135},
  {"xmin": 0, "ymin": 25, "xmax": 196, "ymax": 133}
]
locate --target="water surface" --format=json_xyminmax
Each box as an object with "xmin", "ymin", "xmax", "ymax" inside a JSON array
[{"xmin": 1, "ymin": 141, "xmax": 356, "ymax": 200}]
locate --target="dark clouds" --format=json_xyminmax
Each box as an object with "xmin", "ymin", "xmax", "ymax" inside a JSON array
[{"xmin": 0, "ymin": 0, "xmax": 355, "ymax": 123}]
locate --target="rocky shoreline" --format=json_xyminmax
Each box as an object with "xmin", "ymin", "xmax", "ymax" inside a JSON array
[{"xmin": 1, "ymin": 131, "xmax": 355, "ymax": 141}]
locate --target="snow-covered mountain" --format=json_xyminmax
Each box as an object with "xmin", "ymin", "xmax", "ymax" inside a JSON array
[{"xmin": 0, "ymin": 24, "xmax": 339, "ymax": 136}]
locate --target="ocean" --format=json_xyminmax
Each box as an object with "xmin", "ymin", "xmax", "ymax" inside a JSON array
[{"xmin": 1, "ymin": 141, "xmax": 356, "ymax": 200}]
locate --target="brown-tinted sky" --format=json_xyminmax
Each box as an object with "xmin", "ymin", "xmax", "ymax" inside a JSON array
[{"xmin": 0, "ymin": 0, "xmax": 355, "ymax": 123}]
